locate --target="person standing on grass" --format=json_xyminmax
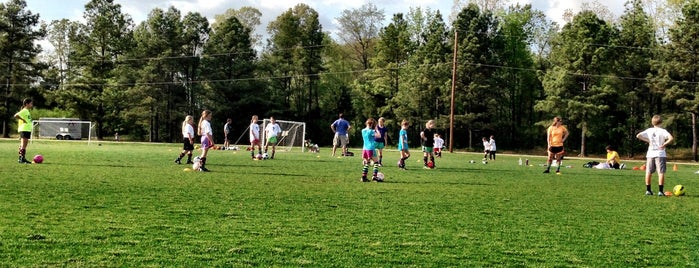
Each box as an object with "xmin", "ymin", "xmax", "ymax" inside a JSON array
[
  {"xmin": 433, "ymin": 133, "xmax": 444, "ymax": 158},
  {"xmin": 331, "ymin": 113, "xmax": 351, "ymax": 157},
  {"xmin": 544, "ymin": 116, "xmax": 569, "ymax": 174},
  {"xmin": 264, "ymin": 116, "xmax": 282, "ymax": 159},
  {"xmin": 14, "ymin": 98, "xmax": 33, "ymax": 164},
  {"xmin": 361, "ymin": 118, "xmax": 381, "ymax": 182},
  {"xmin": 488, "ymin": 135, "xmax": 497, "ymax": 160},
  {"xmin": 175, "ymin": 115, "xmax": 196, "ymax": 165},
  {"xmin": 636, "ymin": 115, "xmax": 673, "ymax": 196},
  {"xmin": 420, "ymin": 120, "xmax": 437, "ymax": 169},
  {"xmin": 374, "ymin": 117, "xmax": 388, "ymax": 166},
  {"xmin": 397, "ymin": 120, "xmax": 410, "ymax": 170},
  {"xmin": 249, "ymin": 115, "xmax": 262, "ymax": 159},
  {"xmin": 223, "ymin": 118, "xmax": 233, "ymax": 150},
  {"xmin": 482, "ymin": 137, "xmax": 490, "ymax": 161},
  {"xmin": 197, "ymin": 110, "xmax": 214, "ymax": 172}
]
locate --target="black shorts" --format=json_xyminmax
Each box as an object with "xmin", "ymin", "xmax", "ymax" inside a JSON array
[
  {"xmin": 548, "ymin": 146, "xmax": 564, "ymax": 154},
  {"xmin": 183, "ymin": 138, "xmax": 194, "ymax": 151},
  {"xmin": 19, "ymin": 131, "xmax": 31, "ymax": 139}
]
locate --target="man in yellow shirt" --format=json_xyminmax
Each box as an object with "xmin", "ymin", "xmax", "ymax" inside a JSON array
[
  {"xmin": 544, "ymin": 116, "xmax": 569, "ymax": 174},
  {"xmin": 606, "ymin": 145, "xmax": 621, "ymax": 169},
  {"xmin": 14, "ymin": 98, "xmax": 33, "ymax": 164}
]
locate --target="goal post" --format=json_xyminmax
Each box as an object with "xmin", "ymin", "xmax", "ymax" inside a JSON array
[
  {"xmin": 261, "ymin": 119, "xmax": 306, "ymax": 152},
  {"xmin": 32, "ymin": 118, "xmax": 96, "ymax": 144}
]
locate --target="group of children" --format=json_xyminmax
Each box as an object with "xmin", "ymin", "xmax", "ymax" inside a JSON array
[
  {"xmin": 360, "ymin": 118, "xmax": 444, "ymax": 182},
  {"xmin": 10, "ymin": 97, "xmax": 676, "ymax": 195},
  {"xmin": 175, "ymin": 113, "xmax": 283, "ymax": 171}
]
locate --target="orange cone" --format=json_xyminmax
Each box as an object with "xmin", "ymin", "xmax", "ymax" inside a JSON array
[{"xmin": 673, "ymin": 164, "xmax": 678, "ymax": 171}]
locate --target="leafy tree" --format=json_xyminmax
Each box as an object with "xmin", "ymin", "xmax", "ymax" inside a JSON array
[
  {"xmin": 201, "ymin": 14, "xmax": 261, "ymax": 135},
  {"xmin": 452, "ymin": 3, "xmax": 503, "ymax": 148},
  {"xmin": 264, "ymin": 4, "xmax": 325, "ymax": 122},
  {"xmin": 662, "ymin": 1, "xmax": 699, "ymax": 161},
  {"xmin": 357, "ymin": 13, "xmax": 413, "ymax": 121},
  {"xmin": 535, "ymin": 11, "xmax": 616, "ymax": 156},
  {"xmin": 0, "ymin": 0, "xmax": 45, "ymax": 137},
  {"xmin": 212, "ymin": 6, "xmax": 262, "ymax": 48},
  {"xmin": 180, "ymin": 12, "xmax": 210, "ymax": 116},
  {"xmin": 61, "ymin": 0, "xmax": 134, "ymax": 139},
  {"xmin": 492, "ymin": 4, "xmax": 543, "ymax": 149},
  {"xmin": 610, "ymin": 0, "xmax": 657, "ymax": 157},
  {"xmin": 335, "ymin": 3, "xmax": 384, "ymax": 70}
]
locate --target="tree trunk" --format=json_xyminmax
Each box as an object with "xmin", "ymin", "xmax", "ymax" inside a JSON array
[
  {"xmin": 579, "ymin": 121, "xmax": 587, "ymax": 157},
  {"xmin": 692, "ymin": 112, "xmax": 697, "ymax": 162}
]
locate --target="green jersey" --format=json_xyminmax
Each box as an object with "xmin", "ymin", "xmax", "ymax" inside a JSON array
[{"xmin": 16, "ymin": 108, "xmax": 32, "ymax": 132}]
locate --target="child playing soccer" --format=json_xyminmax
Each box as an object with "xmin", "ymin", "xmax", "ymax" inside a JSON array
[
  {"xmin": 249, "ymin": 115, "xmax": 262, "ymax": 159},
  {"xmin": 420, "ymin": 120, "xmax": 437, "ymax": 169},
  {"xmin": 14, "ymin": 98, "xmax": 33, "ymax": 164},
  {"xmin": 636, "ymin": 115, "xmax": 673, "ymax": 196},
  {"xmin": 433, "ymin": 133, "xmax": 444, "ymax": 158},
  {"xmin": 197, "ymin": 110, "xmax": 214, "ymax": 172},
  {"xmin": 374, "ymin": 117, "xmax": 388, "ymax": 166},
  {"xmin": 264, "ymin": 116, "xmax": 282, "ymax": 159},
  {"xmin": 397, "ymin": 120, "xmax": 410, "ymax": 169},
  {"xmin": 361, "ymin": 118, "xmax": 381, "ymax": 182},
  {"xmin": 175, "ymin": 115, "xmax": 195, "ymax": 164}
]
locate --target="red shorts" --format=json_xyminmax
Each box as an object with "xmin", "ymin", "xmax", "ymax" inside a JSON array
[{"xmin": 362, "ymin": 149, "xmax": 375, "ymax": 159}]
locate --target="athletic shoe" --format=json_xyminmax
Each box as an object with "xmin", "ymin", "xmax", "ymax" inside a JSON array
[
  {"xmin": 658, "ymin": 191, "xmax": 665, "ymax": 196},
  {"xmin": 175, "ymin": 159, "xmax": 181, "ymax": 164},
  {"xmin": 645, "ymin": 191, "xmax": 653, "ymax": 196},
  {"xmin": 186, "ymin": 161, "xmax": 194, "ymax": 164},
  {"xmin": 199, "ymin": 167, "xmax": 209, "ymax": 172},
  {"xmin": 372, "ymin": 176, "xmax": 379, "ymax": 182},
  {"xmin": 423, "ymin": 166, "xmax": 430, "ymax": 169},
  {"xmin": 377, "ymin": 163, "xmax": 383, "ymax": 167},
  {"xmin": 360, "ymin": 177, "xmax": 369, "ymax": 182},
  {"xmin": 555, "ymin": 170, "xmax": 561, "ymax": 174},
  {"xmin": 19, "ymin": 158, "xmax": 31, "ymax": 164},
  {"xmin": 543, "ymin": 170, "xmax": 550, "ymax": 173}
]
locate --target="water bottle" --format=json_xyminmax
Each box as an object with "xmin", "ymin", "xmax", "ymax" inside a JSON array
[
  {"xmin": 525, "ymin": 159, "xmax": 529, "ymax": 166},
  {"xmin": 518, "ymin": 158, "xmax": 522, "ymax": 166}
]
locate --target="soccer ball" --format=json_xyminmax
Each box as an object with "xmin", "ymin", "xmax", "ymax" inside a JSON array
[
  {"xmin": 427, "ymin": 161, "xmax": 434, "ymax": 168},
  {"xmin": 375, "ymin": 172, "xmax": 385, "ymax": 182},
  {"xmin": 32, "ymin": 154, "xmax": 44, "ymax": 164},
  {"xmin": 192, "ymin": 156, "xmax": 202, "ymax": 170},
  {"xmin": 262, "ymin": 153, "xmax": 269, "ymax": 159},
  {"xmin": 673, "ymin": 185, "xmax": 686, "ymax": 196}
]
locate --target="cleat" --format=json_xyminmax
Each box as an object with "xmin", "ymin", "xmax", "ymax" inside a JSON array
[
  {"xmin": 372, "ymin": 176, "xmax": 378, "ymax": 182},
  {"xmin": 186, "ymin": 161, "xmax": 194, "ymax": 164},
  {"xmin": 658, "ymin": 191, "xmax": 665, "ymax": 196},
  {"xmin": 360, "ymin": 177, "xmax": 369, "ymax": 182},
  {"xmin": 199, "ymin": 167, "xmax": 209, "ymax": 172},
  {"xmin": 555, "ymin": 170, "xmax": 561, "ymax": 174},
  {"xmin": 175, "ymin": 159, "xmax": 181, "ymax": 164},
  {"xmin": 543, "ymin": 170, "xmax": 550, "ymax": 173},
  {"xmin": 645, "ymin": 191, "xmax": 653, "ymax": 196},
  {"xmin": 423, "ymin": 166, "xmax": 430, "ymax": 169}
]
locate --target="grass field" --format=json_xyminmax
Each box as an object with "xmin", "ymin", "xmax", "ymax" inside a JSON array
[{"xmin": 0, "ymin": 139, "xmax": 697, "ymax": 267}]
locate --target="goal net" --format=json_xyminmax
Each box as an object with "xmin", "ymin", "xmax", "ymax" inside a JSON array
[
  {"xmin": 32, "ymin": 118, "xmax": 96, "ymax": 144},
  {"xmin": 232, "ymin": 119, "xmax": 306, "ymax": 152}
]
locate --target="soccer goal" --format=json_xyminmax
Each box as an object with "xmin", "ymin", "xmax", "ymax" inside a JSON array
[
  {"xmin": 232, "ymin": 119, "xmax": 306, "ymax": 152},
  {"xmin": 32, "ymin": 118, "xmax": 96, "ymax": 144}
]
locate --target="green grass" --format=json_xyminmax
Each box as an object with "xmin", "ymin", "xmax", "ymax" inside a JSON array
[{"xmin": 0, "ymin": 140, "xmax": 697, "ymax": 267}]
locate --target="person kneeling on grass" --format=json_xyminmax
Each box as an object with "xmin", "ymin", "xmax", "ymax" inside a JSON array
[{"xmin": 605, "ymin": 145, "xmax": 624, "ymax": 169}]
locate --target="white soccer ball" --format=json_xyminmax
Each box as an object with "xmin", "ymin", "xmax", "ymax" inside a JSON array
[
  {"xmin": 262, "ymin": 153, "xmax": 269, "ymax": 159},
  {"xmin": 375, "ymin": 172, "xmax": 385, "ymax": 182}
]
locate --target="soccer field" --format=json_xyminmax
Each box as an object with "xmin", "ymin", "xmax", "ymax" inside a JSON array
[{"xmin": 0, "ymin": 140, "xmax": 697, "ymax": 266}]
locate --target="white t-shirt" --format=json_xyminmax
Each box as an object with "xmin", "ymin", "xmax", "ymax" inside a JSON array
[
  {"xmin": 250, "ymin": 123, "xmax": 260, "ymax": 140},
  {"xmin": 182, "ymin": 123, "xmax": 195, "ymax": 138},
  {"xmin": 265, "ymin": 123, "xmax": 282, "ymax": 138},
  {"xmin": 200, "ymin": 120, "xmax": 212, "ymax": 136},
  {"xmin": 483, "ymin": 141, "xmax": 491, "ymax": 151},
  {"xmin": 638, "ymin": 127, "xmax": 672, "ymax": 158},
  {"xmin": 489, "ymin": 138, "xmax": 496, "ymax": 151},
  {"xmin": 433, "ymin": 137, "xmax": 444, "ymax": 149}
]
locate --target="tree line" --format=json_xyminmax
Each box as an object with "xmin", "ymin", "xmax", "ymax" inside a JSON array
[{"xmin": 1, "ymin": 0, "xmax": 698, "ymax": 160}]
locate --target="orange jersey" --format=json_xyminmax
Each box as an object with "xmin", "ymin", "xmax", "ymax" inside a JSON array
[{"xmin": 547, "ymin": 125, "xmax": 568, "ymax": 147}]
